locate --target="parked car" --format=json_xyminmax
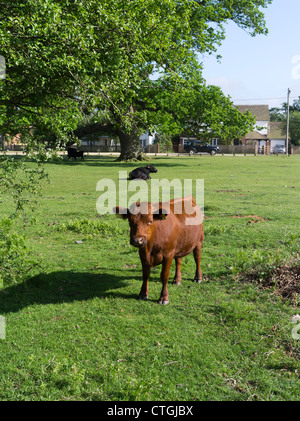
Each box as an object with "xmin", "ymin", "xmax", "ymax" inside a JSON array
[
  {"xmin": 184, "ymin": 140, "xmax": 220, "ymax": 155},
  {"xmin": 273, "ymin": 144, "xmax": 286, "ymax": 154}
]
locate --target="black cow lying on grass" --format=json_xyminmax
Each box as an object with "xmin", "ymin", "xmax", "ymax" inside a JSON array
[
  {"xmin": 67, "ymin": 147, "xmax": 84, "ymax": 161},
  {"xmin": 129, "ymin": 165, "xmax": 158, "ymax": 180}
]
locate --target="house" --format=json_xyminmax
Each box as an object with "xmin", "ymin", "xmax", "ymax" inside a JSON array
[
  {"xmin": 3, "ymin": 133, "xmax": 25, "ymax": 151},
  {"xmin": 237, "ymin": 105, "xmax": 289, "ymax": 153},
  {"xmin": 236, "ymin": 105, "xmax": 270, "ymax": 148}
]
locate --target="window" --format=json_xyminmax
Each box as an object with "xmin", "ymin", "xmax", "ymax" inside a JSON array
[{"xmin": 211, "ymin": 138, "xmax": 219, "ymax": 146}]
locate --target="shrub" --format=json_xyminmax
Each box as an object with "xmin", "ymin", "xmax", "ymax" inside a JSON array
[
  {"xmin": 0, "ymin": 217, "xmax": 41, "ymax": 288},
  {"xmin": 0, "ymin": 156, "xmax": 47, "ymax": 215}
]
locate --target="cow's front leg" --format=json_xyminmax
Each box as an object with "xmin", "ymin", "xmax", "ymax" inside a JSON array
[
  {"xmin": 159, "ymin": 255, "xmax": 173, "ymax": 305},
  {"xmin": 172, "ymin": 257, "xmax": 182, "ymax": 285},
  {"xmin": 139, "ymin": 262, "xmax": 150, "ymax": 301}
]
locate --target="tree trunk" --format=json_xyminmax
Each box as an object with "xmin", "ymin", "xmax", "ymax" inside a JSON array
[{"xmin": 116, "ymin": 129, "xmax": 144, "ymax": 161}]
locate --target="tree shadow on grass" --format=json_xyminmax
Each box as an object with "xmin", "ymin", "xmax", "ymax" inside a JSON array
[
  {"xmin": 0, "ymin": 270, "xmax": 144, "ymax": 315},
  {"xmin": 43, "ymin": 156, "xmax": 191, "ymax": 168},
  {"xmin": 5, "ymin": 154, "xmax": 194, "ymax": 169}
]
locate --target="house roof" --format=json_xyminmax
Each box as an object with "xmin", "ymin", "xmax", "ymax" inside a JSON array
[
  {"xmin": 244, "ymin": 130, "xmax": 268, "ymax": 140},
  {"xmin": 236, "ymin": 105, "xmax": 270, "ymax": 121},
  {"xmin": 269, "ymin": 121, "xmax": 285, "ymax": 139}
]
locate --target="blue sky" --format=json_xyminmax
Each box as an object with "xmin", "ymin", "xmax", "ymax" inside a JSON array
[{"xmin": 201, "ymin": 0, "xmax": 300, "ymax": 109}]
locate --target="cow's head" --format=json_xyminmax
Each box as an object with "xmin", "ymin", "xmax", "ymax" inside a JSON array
[
  {"xmin": 114, "ymin": 202, "xmax": 167, "ymax": 247},
  {"xmin": 146, "ymin": 165, "xmax": 158, "ymax": 174}
]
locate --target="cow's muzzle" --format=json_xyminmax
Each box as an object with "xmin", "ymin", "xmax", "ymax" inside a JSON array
[{"xmin": 130, "ymin": 236, "xmax": 146, "ymax": 247}]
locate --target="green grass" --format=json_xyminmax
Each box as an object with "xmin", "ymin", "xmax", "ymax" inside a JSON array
[{"xmin": 0, "ymin": 154, "xmax": 299, "ymax": 401}]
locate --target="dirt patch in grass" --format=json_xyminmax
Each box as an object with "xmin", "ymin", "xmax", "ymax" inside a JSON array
[
  {"xmin": 229, "ymin": 214, "xmax": 266, "ymax": 220},
  {"xmin": 206, "ymin": 214, "xmax": 268, "ymax": 223},
  {"xmin": 246, "ymin": 262, "xmax": 300, "ymax": 305},
  {"xmin": 229, "ymin": 215, "xmax": 268, "ymax": 223},
  {"xmin": 267, "ymin": 264, "xmax": 300, "ymax": 304},
  {"xmin": 216, "ymin": 189, "xmax": 241, "ymax": 193}
]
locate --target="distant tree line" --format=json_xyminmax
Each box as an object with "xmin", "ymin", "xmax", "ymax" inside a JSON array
[{"xmin": 270, "ymin": 97, "xmax": 300, "ymax": 145}]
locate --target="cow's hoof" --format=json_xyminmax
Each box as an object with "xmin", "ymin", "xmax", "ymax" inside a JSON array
[
  {"xmin": 159, "ymin": 298, "xmax": 169, "ymax": 305},
  {"xmin": 172, "ymin": 280, "xmax": 181, "ymax": 285},
  {"xmin": 194, "ymin": 278, "xmax": 202, "ymax": 284},
  {"xmin": 139, "ymin": 295, "xmax": 148, "ymax": 301}
]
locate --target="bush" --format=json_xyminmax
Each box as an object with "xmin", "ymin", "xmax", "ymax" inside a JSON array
[
  {"xmin": 0, "ymin": 217, "xmax": 41, "ymax": 288},
  {"xmin": 0, "ymin": 156, "xmax": 47, "ymax": 215},
  {"xmin": 0, "ymin": 156, "xmax": 48, "ymax": 288}
]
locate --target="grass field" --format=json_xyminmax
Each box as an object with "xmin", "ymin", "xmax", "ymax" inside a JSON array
[{"xmin": 0, "ymin": 154, "xmax": 299, "ymax": 401}]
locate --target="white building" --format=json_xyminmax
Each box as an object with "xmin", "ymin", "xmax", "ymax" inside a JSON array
[{"xmin": 140, "ymin": 132, "xmax": 155, "ymax": 148}]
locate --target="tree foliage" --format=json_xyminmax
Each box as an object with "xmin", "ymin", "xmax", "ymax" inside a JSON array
[
  {"xmin": 270, "ymin": 96, "xmax": 300, "ymax": 145},
  {"xmin": 0, "ymin": 155, "xmax": 48, "ymax": 213},
  {"xmin": 0, "ymin": 155, "xmax": 47, "ymax": 288},
  {"xmin": 0, "ymin": 0, "xmax": 272, "ymax": 159},
  {"xmin": 288, "ymin": 112, "xmax": 300, "ymax": 145}
]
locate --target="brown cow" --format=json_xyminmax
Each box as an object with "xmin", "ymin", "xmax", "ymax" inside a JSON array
[{"xmin": 114, "ymin": 196, "xmax": 204, "ymax": 304}]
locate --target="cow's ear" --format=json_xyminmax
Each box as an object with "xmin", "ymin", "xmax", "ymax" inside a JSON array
[{"xmin": 113, "ymin": 206, "xmax": 129, "ymax": 219}]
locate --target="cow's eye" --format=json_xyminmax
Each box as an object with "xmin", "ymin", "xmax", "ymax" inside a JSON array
[{"xmin": 147, "ymin": 221, "xmax": 153, "ymax": 226}]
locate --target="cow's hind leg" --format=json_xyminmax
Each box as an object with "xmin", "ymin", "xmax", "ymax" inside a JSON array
[
  {"xmin": 172, "ymin": 257, "xmax": 182, "ymax": 285},
  {"xmin": 193, "ymin": 243, "xmax": 202, "ymax": 284},
  {"xmin": 159, "ymin": 255, "xmax": 173, "ymax": 305}
]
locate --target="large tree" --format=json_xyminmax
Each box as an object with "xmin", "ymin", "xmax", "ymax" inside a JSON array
[{"xmin": 0, "ymin": 0, "xmax": 272, "ymax": 160}]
